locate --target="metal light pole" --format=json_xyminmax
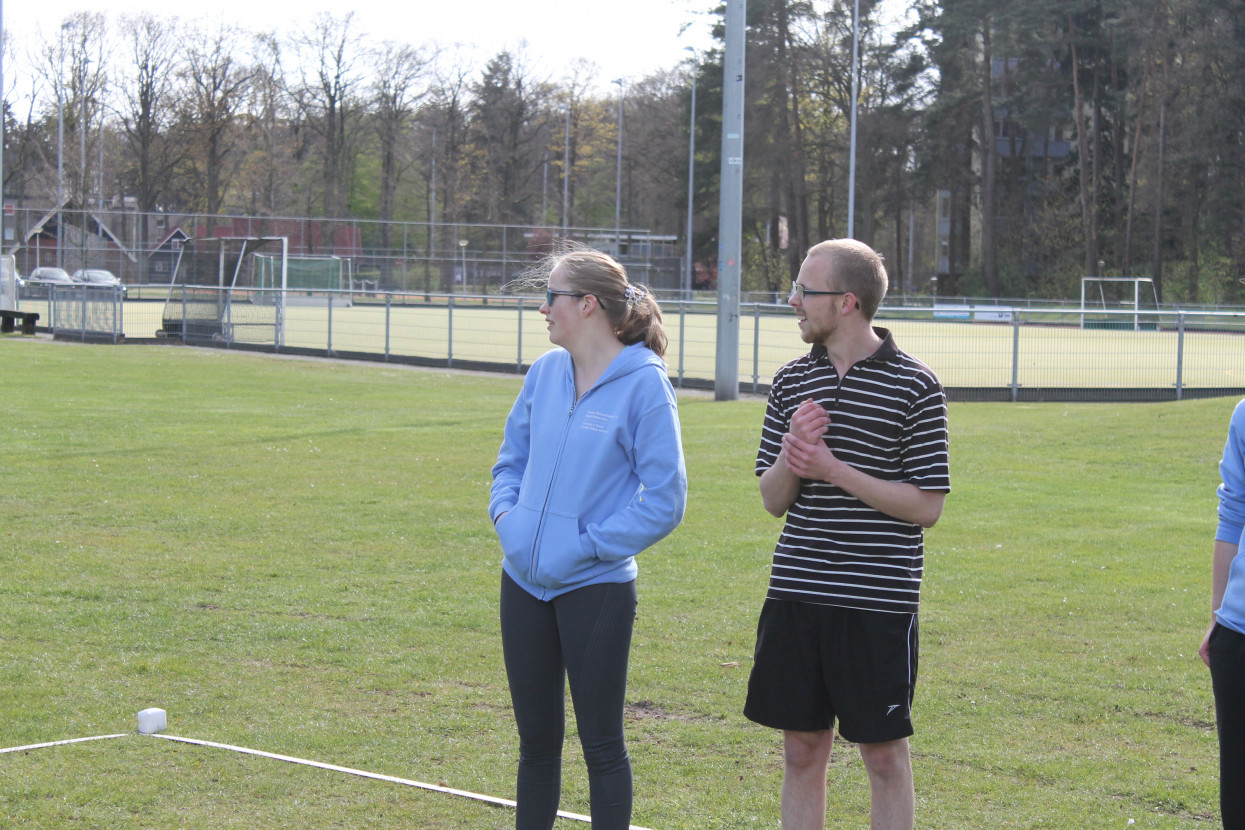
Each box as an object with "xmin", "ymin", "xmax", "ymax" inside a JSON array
[
  {"xmin": 847, "ymin": 0, "xmax": 860, "ymax": 239},
  {"xmin": 458, "ymin": 238, "xmax": 467, "ymax": 294},
  {"xmin": 429, "ymin": 126, "xmax": 436, "ymax": 292},
  {"xmin": 98, "ymin": 104, "xmax": 104, "ymax": 209},
  {"xmin": 613, "ymin": 79, "xmax": 625, "ymax": 256},
  {"xmin": 0, "ymin": 0, "xmax": 5, "ymax": 254},
  {"xmin": 684, "ymin": 51, "xmax": 698, "ymax": 300},
  {"xmin": 561, "ymin": 104, "xmax": 570, "ymax": 237},
  {"xmin": 57, "ymin": 24, "xmax": 67, "ymax": 268},
  {"xmin": 76, "ymin": 53, "xmax": 89, "ymax": 270},
  {"xmin": 716, "ymin": 0, "xmax": 746, "ymax": 401},
  {"xmin": 79, "ymin": 58, "xmax": 87, "ymax": 204}
]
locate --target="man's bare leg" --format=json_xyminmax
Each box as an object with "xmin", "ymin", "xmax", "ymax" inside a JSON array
[
  {"xmin": 858, "ymin": 738, "xmax": 914, "ymax": 830},
  {"xmin": 781, "ymin": 730, "xmax": 835, "ymax": 830}
]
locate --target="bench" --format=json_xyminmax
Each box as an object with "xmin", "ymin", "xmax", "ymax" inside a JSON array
[{"xmin": 0, "ymin": 309, "xmax": 40, "ymax": 335}]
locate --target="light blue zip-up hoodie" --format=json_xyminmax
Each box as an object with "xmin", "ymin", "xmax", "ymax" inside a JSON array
[
  {"xmin": 1215, "ymin": 398, "xmax": 1245, "ymax": 634},
  {"xmin": 490, "ymin": 342, "xmax": 688, "ymax": 601}
]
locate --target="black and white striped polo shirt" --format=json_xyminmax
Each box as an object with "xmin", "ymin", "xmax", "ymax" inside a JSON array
[{"xmin": 755, "ymin": 328, "xmax": 951, "ymax": 614}]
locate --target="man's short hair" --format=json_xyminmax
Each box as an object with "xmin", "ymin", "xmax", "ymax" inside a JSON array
[{"xmin": 806, "ymin": 239, "xmax": 888, "ymax": 320}]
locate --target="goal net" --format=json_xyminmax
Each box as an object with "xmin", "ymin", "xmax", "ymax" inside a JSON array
[
  {"xmin": 1079, "ymin": 277, "xmax": 1160, "ymax": 331},
  {"xmin": 158, "ymin": 236, "xmax": 288, "ymax": 346},
  {"xmin": 254, "ymin": 254, "xmax": 352, "ymax": 306}
]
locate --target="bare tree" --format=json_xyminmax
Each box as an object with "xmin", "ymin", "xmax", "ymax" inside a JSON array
[
  {"xmin": 36, "ymin": 13, "xmax": 110, "ymax": 272},
  {"xmin": 552, "ymin": 61, "xmax": 600, "ymax": 233},
  {"xmin": 425, "ymin": 53, "xmax": 474, "ymax": 289},
  {"xmin": 623, "ymin": 69, "xmax": 692, "ymax": 241},
  {"xmin": 56, "ymin": 13, "xmax": 108, "ymax": 212},
  {"xmin": 290, "ymin": 12, "xmax": 364, "ymax": 226},
  {"xmin": 370, "ymin": 41, "xmax": 433, "ymax": 276},
  {"xmin": 180, "ymin": 22, "xmax": 255, "ymax": 222},
  {"xmin": 237, "ymin": 32, "xmax": 295, "ymax": 216},
  {"xmin": 115, "ymin": 14, "xmax": 186, "ymax": 216},
  {"xmin": 2, "ymin": 33, "xmax": 54, "ymax": 209}
]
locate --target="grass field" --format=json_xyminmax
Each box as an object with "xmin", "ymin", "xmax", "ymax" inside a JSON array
[{"xmin": 0, "ymin": 334, "xmax": 1233, "ymax": 828}]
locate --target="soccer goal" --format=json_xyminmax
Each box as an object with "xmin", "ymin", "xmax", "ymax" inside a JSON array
[
  {"xmin": 254, "ymin": 254, "xmax": 353, "ymax": 307},
  {"xmin": 158, "ymin": 236, "xmax": 289, "ymax": 347},
  {"xmin": 1079, "ymin": 276, "xmax": 1160, "ymax": 331}
]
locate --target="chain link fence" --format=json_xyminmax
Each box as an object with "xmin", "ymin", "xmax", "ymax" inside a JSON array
[
  {"xmin": 5, "ymin": 207, "xmax": 686, "ymax": 296},
  {"xmin": 13, "ymin": 283, "xmax": 1244, "ymax": 402}
]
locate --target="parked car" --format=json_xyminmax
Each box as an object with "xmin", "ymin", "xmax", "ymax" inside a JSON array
[
  {"xmin": 72, "ymin": 269, "xmax": 126, "ymax": 295},
  {"xmin": 26, "ymin": 266, "xmax": 74, "ymax": 285}
]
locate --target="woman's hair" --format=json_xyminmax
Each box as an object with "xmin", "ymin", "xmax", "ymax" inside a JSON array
[
  {"xmin": 805, "ymin": 238, "xmax": 889, "ymax": 320},
  {"xmin": 519, "ymin": 243, "xmax": 668, "ymax": 358}
]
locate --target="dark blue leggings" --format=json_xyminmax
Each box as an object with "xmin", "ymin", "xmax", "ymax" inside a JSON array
[
  {"xmin": 500, "ymin": 572, "xmax": 637, "ymax": 830},
  {"xmin": 1209, "ymin": 623, "xmax": 1245, "ymax": 829}
]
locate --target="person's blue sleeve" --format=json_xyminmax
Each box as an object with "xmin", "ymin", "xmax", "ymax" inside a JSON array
[
  {"xmin": 490, "ymin": 381, "xmax": 532, "ymax": 525},
  {"xmin": 1217, "ymin": 400, "xmax": 1245, "ymax": 546},
  {"xmin": 585, "ymin": 389, "xmax": 688, "ymax": 562}
]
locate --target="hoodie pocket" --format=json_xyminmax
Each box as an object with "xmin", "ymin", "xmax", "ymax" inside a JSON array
[
  {"xmin": 495, "ymin": 504, "xmax": 541, "ymax": 583},
  {"xmin": 531, "ymin": 510, "xmax": 596, "ymax": 589}
]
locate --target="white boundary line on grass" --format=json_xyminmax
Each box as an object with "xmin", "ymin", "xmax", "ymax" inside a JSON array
[
  {"xmin": 151, "ymin": 733, "xmax": 656, "ymax": 830},
  {"xmin": 0, "ymin": 730, "xmax": 657, "ymax": 829},
  {"xmin": 0, "ymin": 733, "xmax": 128, "ymax": 754}
]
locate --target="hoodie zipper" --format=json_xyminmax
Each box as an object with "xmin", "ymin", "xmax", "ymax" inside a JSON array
[
  {"xmin": 528, "ymin": 386, "xmax": 582, "ymax": 583},
  {"xmin": 525, "ymin": 345, "xmax": 644, "ymax": 588}
]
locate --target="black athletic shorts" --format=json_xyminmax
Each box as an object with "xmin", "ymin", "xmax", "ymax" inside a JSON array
[{"xmin": 743, "ymin": 598, "xmax": 918, "ymax": 744}]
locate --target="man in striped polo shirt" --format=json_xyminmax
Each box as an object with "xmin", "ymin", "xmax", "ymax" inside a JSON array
[{"xmin": 744, "ymin": 239, "xmax": 950, "ymax": 830}]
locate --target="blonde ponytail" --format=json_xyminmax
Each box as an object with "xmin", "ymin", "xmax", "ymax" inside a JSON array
[{"xmin": 615, "ymin": 287, "xmax": 667, "ymax": 358}]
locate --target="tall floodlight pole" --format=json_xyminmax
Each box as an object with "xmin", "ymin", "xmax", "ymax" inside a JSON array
[
  {"xmin": 79, "ymin": 59, "xmax": 87, "ymax": 203},
  {"xmin": 561, "ymin": 104, "xmax": 570, "ymax": 237},
  {"xmin": 57, "ymin": 24, "xmax": 67, "ymax": 268},
  {"xmin": 428, "ymin": 126, "xmax": 436, "ymax": 294},
  {"xmin": 847, "ymin": 0, "xmax": 860, "ymax": 239},
  {"xmin": 613, "ymin": 79, "xmax": 624, "ymax": 255},
  {"xmin": 76, "ymin": 55, "xmax": 88, "ymax": 269},
  {"xmin": 716, "ymin": 0, "xmax": 746, "ymax": 401},
  {"xmin": 1, "ymin": 0, "xmax": 5, "ymax": 254},
  {"xmin": 97, "ymin": 105, "xmax": 103, "ymax": 209},
  {"xmin": 541, "ymin": 153, "xmax": 548, "ymax": 222},
  {"xmin": 684, "ymin": 51, "xmax": 698, "ymax": 300}
]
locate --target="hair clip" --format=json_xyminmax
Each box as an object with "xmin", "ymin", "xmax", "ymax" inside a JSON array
[{"xmin": 623, "ymin": 284, "xmax": 646, "ymax": 307}]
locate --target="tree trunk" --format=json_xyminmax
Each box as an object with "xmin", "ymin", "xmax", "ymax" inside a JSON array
[
  {"xmin": 1186, "ymin": 162, "xmax": 1204, "ymax": 304},
  {"xmin": 979, "ymin": 19, "xmax": 998, "ymax": 296},
  {"xmin": 1090, "ymin": 39, "xmax": 1101, "ymax": 276},
  {"xmin": 1151, "ymin": 20, "xmax": 1170, "ymax": 300},
  {"xmin": 1068, "ymin": 16, "xmax": 1098, "ymax": 275},
  {"xmin": 1122, "ymin": 59, "xmax": 1152, "ymax": 279}
]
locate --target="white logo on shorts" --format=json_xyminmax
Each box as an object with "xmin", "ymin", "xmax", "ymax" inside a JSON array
[{"xmin": 886, "ymin": 704, "xmax": 901, "ymax": 716}]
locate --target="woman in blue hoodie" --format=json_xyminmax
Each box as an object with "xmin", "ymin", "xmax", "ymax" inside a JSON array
[
  {"xmin": 1201, "ymin": 397, "xmax": 1245, "ymax": 828},
  {"xmin": 490, "ymin": 247, "xmax": 687, "ymax": 830}
]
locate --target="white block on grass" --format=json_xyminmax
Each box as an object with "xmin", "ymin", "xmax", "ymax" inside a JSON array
[{"xmin": 137, "ymin": 708, "xmax": 167, "ymax": 734}]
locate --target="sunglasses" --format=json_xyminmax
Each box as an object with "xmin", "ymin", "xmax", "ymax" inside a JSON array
[{"xmin": 546, "ymin": 289, "xmax": 587, "ymax": 305}]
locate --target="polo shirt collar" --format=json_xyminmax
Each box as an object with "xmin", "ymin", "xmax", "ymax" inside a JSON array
[{"xmin": 809, "ymin": 326, "xmax": 899, "ymax": 366}]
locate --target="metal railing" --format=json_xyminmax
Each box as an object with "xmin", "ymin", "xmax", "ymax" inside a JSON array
[{"xmin": 16, "ymin": 284, "xmax": 1245, "ymax": 402}]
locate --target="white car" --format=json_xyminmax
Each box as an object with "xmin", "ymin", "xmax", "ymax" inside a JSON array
[{"xmin": 26, "ymin": 266, "xmax": 75, "ymax": 285}]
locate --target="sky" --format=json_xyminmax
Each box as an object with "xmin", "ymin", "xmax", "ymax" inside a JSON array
[{"xmin": 1, "ymin": 0, "xmax": 723, "ymax": 92}]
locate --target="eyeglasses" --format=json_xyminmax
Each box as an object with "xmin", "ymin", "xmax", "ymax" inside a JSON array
[
  {"xmin": 790, "ymin": 281, "xmax": 849, "ymax": 300},
  {"xmin": 546, "ymin": 289, "xmax": 587, "ymax": 306}
]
